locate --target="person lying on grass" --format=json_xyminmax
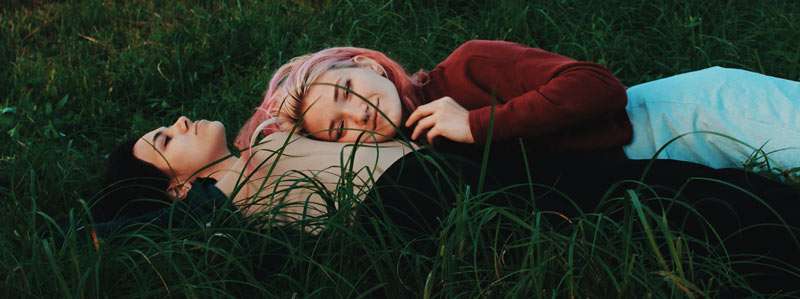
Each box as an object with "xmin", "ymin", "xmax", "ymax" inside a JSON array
[
  {"xmin": 237, "ymin": 39, "xmax": 800, "ymax": 172},
  {"xmin": 95, "ymin": 115, "xmax": 800, "ymax": 294},
  {"xmin": 95, "ymin": 116, "xmax": 414, "ymax": 224}
]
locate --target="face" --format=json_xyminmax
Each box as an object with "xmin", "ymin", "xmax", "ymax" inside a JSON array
[
  {"xmin": 134, "ymin": 116, "xmax": 230, "ymax": 183},
  {"xmin": 300, "ymin": 66, "xmax": 403, "ymax": 142}
]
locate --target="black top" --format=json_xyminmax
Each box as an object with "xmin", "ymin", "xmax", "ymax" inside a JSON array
[
  {"xmin": 89, "ymin": 143, "xmax": 800, "ymax": 292},
  {"xmin": 89, "ymin": 178, "xmax": 236, "ymax": 237},
  {"xmin": 356, "ymin": 144, "xmax": 800, "ymax": 293},
  {"xmin": 95, "ymin": 144, "xmax": 799, "ymax": 245},
  {"xmin": 360, "ymin": 143, "xmax": 800, "ymax": 236}
]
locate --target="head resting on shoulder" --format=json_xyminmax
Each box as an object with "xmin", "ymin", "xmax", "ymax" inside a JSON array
[
  {"xmin": 94, "ymin": 116, "xmax": 231, "ymax": 222},
  {"xmin": 235, "ymin": 47, "xmax": 428, "ymax": 149}
]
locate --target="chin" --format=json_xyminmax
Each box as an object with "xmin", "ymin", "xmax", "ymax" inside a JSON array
[
  {"xmin": 370, "ymin": 135, "xmax": 391, "ymax": 143},
  {"xmin": 373, "ymin": 129, "xmax": 397, "ymax": 142},
  {"xmin": 209, "ymin": 123, "xmax": 228, "ymax": 139},
  {"xmin": 210, "ymin": 120, "xmax": 225, "ymax": 129}
]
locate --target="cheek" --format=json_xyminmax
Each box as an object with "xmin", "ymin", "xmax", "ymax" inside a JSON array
[
  {"xmin": 180, "ymin": 137, "xmax": 218, "ymax": 167},
  {"xmin": 303, "ymin": 109, "xmax": 332, "ymax": 134},
  {"xmin": 299, "ymin": 93, "xmax": 331, "ymax": 131},
  {"xmin": 184, "ymin": 145, "xmax": 218, "ymax": 172},
  {"xmin": 387, "ymin": 93, "xmax": 404, "ymax": 123},
  {"xmin": 164, "ymin": 150, "xmax": 194, "ymax": 177},
  {"xmin": 207, "ymin": 130, "xmax": 228, "ymax": 154}
]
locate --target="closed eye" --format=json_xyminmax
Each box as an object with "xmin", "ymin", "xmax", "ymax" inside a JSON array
[
  {"xmin": 344, "ymin": 79, "xmax": 351, "ymax": 100},
  {"xmin": 336, "ymin": 120, "xmax": 345, "ymax": 140},
  {"xmin": 163, "ymin": 136, "xmax": 172, "ymax": 148}
]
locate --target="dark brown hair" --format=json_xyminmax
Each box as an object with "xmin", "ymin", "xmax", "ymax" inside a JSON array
[{"xmin": 92, "ymin": 139, "xmax": 173, "ymax": 222}]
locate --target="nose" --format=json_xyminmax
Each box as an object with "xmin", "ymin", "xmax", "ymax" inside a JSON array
[
  {"xmin": 172, "ymin": 116, "xmax": 193, "ymax": 133},
  {"xmin": 343, "ymin": 103, "xmax": 370, "ymax": 126}
]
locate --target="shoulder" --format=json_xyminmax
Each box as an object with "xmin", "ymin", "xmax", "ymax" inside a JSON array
[
  {"xmin": 250, "ymin": 131, "xmax": 416, "ymax": 185},
  {"xmin": 437, "ymin": 40, "xmax": 545, "ymax": 69},
  {"xmin": 186, "ymin": 178, "xmax": 230, "ymax": 208},
  {"xmin": 449, "ymin": 40, "xmax": 534, "ymax": 59},
  {"xmin": 453, "ymin": 40, "xmax": 527, "ymax": 52},
  {"xmin": 450, "ymin": 40, "xmax": 577, "ymax": 64}
]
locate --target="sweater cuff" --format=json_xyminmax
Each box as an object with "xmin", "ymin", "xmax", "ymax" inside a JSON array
[{"xmin": 468, "ymin": 109, "xmax": 489, "ymax": 144}]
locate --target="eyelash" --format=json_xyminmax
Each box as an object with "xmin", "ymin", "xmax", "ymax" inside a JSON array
[
  {"xmin": 164, "ymin": 136, "xmax": 172, "ymax": 147},
  {"xmin": 336, "ymin": 120, "xmax": 345, "ymax": 140},
  {"xmin": 345, "ymin": 79, "xmax": 351, "ymax": 98}
]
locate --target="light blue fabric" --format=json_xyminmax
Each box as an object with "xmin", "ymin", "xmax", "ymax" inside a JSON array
[{"xmin": 623, "ymin": 66, "xmax": 800, "ymax": 169}]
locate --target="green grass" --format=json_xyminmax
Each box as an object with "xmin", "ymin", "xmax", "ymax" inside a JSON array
[{"xmin": 2, "ymin": 0, "xmax": 800, "ymax": 297}]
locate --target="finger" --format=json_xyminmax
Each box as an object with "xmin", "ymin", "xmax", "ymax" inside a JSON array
[
  {"xmin": 427, "ymin": 128, "xmax": 440, "ymax": 144},
  {"xmin": 411, "ymin": 116, "xmax": 436, "ymax": 140},
  {"xmin": 405, "ymin": 104, "xmax": 434, "ymax": 127}
]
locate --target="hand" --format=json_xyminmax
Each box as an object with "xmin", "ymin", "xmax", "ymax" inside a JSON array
[{"xmin": 405, "ymin": 96, "xmax": 475, "ymax": 144}]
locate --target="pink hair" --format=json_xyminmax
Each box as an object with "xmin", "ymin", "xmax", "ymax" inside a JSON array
[{"xmin": 235, "ymin": 47, "xmax": 426, "ymax": 150}]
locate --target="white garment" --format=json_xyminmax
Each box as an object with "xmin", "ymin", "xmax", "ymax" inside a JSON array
[{"xmin": 623, "ymin": 66, "xmax": 800, "ymax": 169}]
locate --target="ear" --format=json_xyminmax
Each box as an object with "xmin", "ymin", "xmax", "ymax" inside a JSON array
[
  {"xmin": 352, "ymin": 55, "xmax": 387, "ymax": 77},
  {"xmin": 167, "ymin": 181, "xmax": 192, "ymax": 200}
]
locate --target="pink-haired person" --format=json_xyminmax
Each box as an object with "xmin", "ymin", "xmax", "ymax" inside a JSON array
[{"xmin": 237, "ymin": 40, "xmax": 800, "ymax": 170}]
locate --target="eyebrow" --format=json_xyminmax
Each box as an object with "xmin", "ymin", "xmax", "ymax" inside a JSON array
[
  {"xmin": 333, "ymin": 77, "xmax": 341, "ymax": 103},
  {"xmin": 327, "ymin": 77, "xmax": 343, "ymax": 140}
]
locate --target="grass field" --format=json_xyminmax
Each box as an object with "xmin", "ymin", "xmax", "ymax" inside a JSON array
[{"xmin": 2, "ymin": 0, "xmax": 800, "ymax": 297}]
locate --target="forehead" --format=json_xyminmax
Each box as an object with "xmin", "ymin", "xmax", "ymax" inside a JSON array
[
  {"xmin": 302, "ymin": 69, "xmax": 344, "ymax": 110},
  {"xmin": 306, "ymin": 67, "xmax": 344, "ymax": 92},
  {"xmin": 132, "ymin": 128, "xmax": 162, "ymax": 167}
]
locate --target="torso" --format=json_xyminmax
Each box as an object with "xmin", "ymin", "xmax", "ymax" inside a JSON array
[{"xmin": 214, "ymin": 132, "xmax": 417, "ymax": 219}]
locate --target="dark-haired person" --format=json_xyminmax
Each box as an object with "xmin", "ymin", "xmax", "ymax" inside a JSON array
[
  {"xmin": 237, "ymin": 40, "xmax": 800, "ymax": 171},
  {"xmin": 96, "ymin": 115, "xmax": 800, "ymax": 293},
  {"xmin": 94, "ymin": 116, "xmax": 414, "ymax": 227}
]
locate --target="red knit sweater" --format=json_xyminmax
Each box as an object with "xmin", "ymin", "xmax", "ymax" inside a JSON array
[{"xmin": 420, "ymin": 40, "xmax": 632, "ymax": 152}]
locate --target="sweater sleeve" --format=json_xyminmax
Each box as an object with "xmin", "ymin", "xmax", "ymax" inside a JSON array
[{"xmin": 459, "ymin": 42, "xmax": 629, "ymax": 144}]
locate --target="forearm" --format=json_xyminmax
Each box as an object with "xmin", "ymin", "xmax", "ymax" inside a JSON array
[{"xmin": 468, "ymin": 64, "xmax": 628, "ymax": 143}]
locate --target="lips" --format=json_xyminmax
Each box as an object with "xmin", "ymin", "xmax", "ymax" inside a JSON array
[
  {"xmin": 194, "ymin": 120, "xmax": 203, "ymax": 135},
  {"xmin": 372, "ymin": 98, "xmax": 380, "ymax": 131}
]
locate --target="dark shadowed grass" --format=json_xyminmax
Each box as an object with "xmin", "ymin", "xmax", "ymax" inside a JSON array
[{"xmin": 2, "ymin": 0, "xmax": 800, "ymax": 297}]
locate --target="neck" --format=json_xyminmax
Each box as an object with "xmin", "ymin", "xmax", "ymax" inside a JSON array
[{"xmin": 192, "ymin": 152, "xmax": 240, "ymax": 183}]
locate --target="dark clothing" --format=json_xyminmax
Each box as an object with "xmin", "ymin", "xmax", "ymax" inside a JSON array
[
  {"xmin": 420, "ymin": 40, "xmax": 632, "ymax": 151},
  {"xmin": 89, "ymin": 178, "xmax": 235, "ymax": 237},
  {"xmin": 92, "ymin": 145, "xmax": 799, "ymax": 293},
  {"xmin": 357, "ymin": 143, "xmax": 800, "ymax": 293}
]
